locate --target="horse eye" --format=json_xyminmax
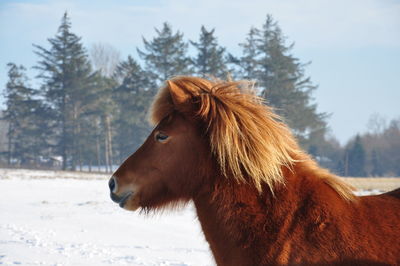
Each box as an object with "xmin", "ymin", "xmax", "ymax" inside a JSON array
[{"xmin": 155, "ymin": 132, "xmax": 169, "ymax": 142}]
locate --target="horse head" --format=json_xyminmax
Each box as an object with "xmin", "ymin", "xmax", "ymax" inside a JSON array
[{"xmin": 109, "ymin": 78, "xmax": 215, "ymax": 211}]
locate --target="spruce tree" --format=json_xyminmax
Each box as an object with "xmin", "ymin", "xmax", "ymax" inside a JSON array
[
  {"xmin": 137, "ymin": 22, "xmax": 192, "ymax": 86},
  {"xmin": 190, "ymin": 26, "xmax": 228, "ymax": 79},
  {"xmin": 237, "ymin": 15, "xmax": 327, "ymax": 148},
  {"xmin": 370, "ymin": 149, "xmax": 383, "ymax": 177},
  {"xmin": 347, "ymin": 135, "xmax": 366, "ymax": 177},
  {"xmin": 237, "ymin": 27, "xmax": 261, "ymax": 80},
  {"xmin": 113, "ymin": 56, "xmax": 153, "ymax": 161},
  {"xmin": 380, "ymin": 120, "xmax": 400, "ymax": 176},
  {"xmin": 259, "ymin": 15, "xmax": 327, "ymax": 143},
  {"xmin": 336, "ymin": 159, "xmax": 345, "ymax": 176},
  {"xmin": 33, "ymin": 12, "xmax": 95, "ymax": 170},
  {"xmin": 3, "ymin": 63, "xmax": 48, "ymax": 166}
]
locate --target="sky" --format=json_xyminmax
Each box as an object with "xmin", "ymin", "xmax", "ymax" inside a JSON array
[{"xmin": 0, "ymin": 0, "xmax": 399, "ymax": 144}]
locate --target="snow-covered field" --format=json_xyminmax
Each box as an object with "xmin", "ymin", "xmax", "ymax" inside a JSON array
[
  {"xmin": 0, "ymin": 169, "xmax": 213, "ymax": 266},
  {"xmin": 0, "ymin": 169, "xmax": 387, "ymax": 266}
]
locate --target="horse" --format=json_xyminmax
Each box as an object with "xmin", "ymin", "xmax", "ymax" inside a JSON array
[{"xmin": 109, "ymin": 76, "xmax": 400, "ymax": 266}]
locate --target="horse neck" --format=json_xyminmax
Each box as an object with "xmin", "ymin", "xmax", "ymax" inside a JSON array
[{"xmin": 193, "ymin": 165, "xmax": 308, "ymax": 265}]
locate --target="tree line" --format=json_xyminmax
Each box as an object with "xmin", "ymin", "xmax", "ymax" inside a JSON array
[
  {"xmin": 2, "ymin": 12, "xmax": 399, "ymax": 176},
  {"xmin": 335, "ymin": 118, "xmax": 400, "ymax": 177}
]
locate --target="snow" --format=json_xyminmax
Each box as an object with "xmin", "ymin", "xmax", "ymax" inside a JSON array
[
  {"xmin": 0, "ymin": 169, "xmax": 384, "ymax": 266},
  {"xmin": 0, "ymin": 169, "xmax": 213, "ymax": 266},
  {"xmin": 354, "ymin": 189, "xmax": 383, "ymax": 196}
]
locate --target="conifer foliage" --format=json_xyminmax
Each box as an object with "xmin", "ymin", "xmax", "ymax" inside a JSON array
[
  {"xmin": 113, "ymin": 56, "xmax": 153, "ymax": 161},
  {"xmin": 190, "ymin": 26, "xmax": 229, "ymax": 79},
  {"xmin": 3, "ymin": 63, "xmax": 48, "ymax": 166},
  {"xmin": 137, "ymin": 23, "xmax": 192, "ymax": 86},
  {"xmin": 237, "ymin": 27, "xmax": 261, "ymax": 80},
  {"xmin": 33, "ymin": 12, "xmax": 96, "ymax": 170},
  {"xmin": 236, "ymin": 15, "xmax": 327, "ymax": 148},
  {"xmin": 347, "ymin": 135, "xmax": 367, "ymax": 177}
]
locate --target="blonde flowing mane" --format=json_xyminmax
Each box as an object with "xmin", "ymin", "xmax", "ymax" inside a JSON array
[{"xmin": 150, "ymin": 76, "xmax": 354, "ymax": 199}]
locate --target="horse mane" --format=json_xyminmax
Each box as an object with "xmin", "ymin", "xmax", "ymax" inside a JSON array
[{"xmin": 150, "ymin": 76, "xmax": 354, "ymax": 200}]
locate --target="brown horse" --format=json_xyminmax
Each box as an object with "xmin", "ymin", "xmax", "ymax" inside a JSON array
[{"xmin": 109, "ymin": 76, "xmax": 400, "ymax": 266}]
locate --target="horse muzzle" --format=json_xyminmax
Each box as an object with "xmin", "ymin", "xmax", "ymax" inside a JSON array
[
  {"xmin": 110, "ymin": 191, "xmax": 133, "ymax": 208},
  {"xmin": 109, "ymin": 176, "xmax": 140, "ymax": 211}
]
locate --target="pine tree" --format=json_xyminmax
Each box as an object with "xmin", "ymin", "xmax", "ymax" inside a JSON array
[
  {"xmin": 237, "ymin": 27, "xmax": 261, "ymax": 80},
  {"xmin": 33, "ymin": 12, "xmax": 96, "ymax": 170},
  {"xmin": 370, "ymin": 149, "xmax": 383, "ymax": 176},
  {"xmin": 137, "ymin": 22, "xmax": 192, "ymax": 86},
  {"xmin": 113, "ymin": 56, "xmax": 153, "ymax": 161},
  {"xmin": 190, "ymin": 26, "xmax": 228, "ymax": 79},
  {"xmin": 3, "ymin": 63, "xmax": 48, "ymax": 166},
  {"xmin": 237, "ymin": 15, "xmax": 327, "ymax": 148},
  {"xmin": 259, "ymin": 16, "xmax": 327, "ymax": 142},
  {"xmin": 336, "ymin": 159, "xmax": 345, "ymax": 176},
  {"xmin": 381, "ymin": 120, "xmax": 400, "ymax": 176},
  {"xmin": 347, "ymin": 135, "xmax": 366, "ymax": 177}
]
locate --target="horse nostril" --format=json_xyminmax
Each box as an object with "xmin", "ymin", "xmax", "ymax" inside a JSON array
[{"xmin": 109, "ymin": 177, "xmax": 116, "ymax": 192}]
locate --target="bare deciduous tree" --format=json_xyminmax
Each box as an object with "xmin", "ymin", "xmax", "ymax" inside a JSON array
[
  {"xmin": 90, "ymin": 43, "xmax": 121, "ymax": 77},
  {"xmin": 367, "ymin": 113, "xmax": 387, "ymax": 135}
]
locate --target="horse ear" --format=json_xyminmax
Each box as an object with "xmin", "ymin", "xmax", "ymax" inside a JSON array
[{"xmin": 167, "ymin": 80, "xmax": 191, "ymax": 107}]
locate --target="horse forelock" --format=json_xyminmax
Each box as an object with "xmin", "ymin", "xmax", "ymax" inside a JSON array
[{"xmin": 149, "ymin": 76, "xmax": 354, "ymax": 199}]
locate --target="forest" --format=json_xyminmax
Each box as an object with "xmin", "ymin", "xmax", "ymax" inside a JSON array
[{"xmin": 2, "ymin": 12, "xmax": 399, "ymax": 177}]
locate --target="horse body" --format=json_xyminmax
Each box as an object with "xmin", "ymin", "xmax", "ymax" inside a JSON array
[
  {"xmin": 194, "ymin": 163, "xmax": 400, "ymax": 265},
  {"xmin": 109, "ymin": 77, "xmax": 400, "ymax": 265}
]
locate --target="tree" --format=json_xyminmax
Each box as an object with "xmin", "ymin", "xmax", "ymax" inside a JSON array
[
  {"xmin": 2, "ymin": 63, "xmax": 49, "ymax": 166},
  {"xmin": 33, "ymin": 12, "xmax": 96, "ymax": 170},
  {"xmin": 237, "ymin": 27, "xmax": 261, "ymax": 80},
  {"xmin": 366, "ymin": 113, "xmax": 387, "ymax": 135},
  {"xmin": 370, "ymin": 149, "xmax": 383, "ymax": 176},
  {"xmin": 381, "ymin": 120, "xmax": 400, "ymax": 176},
  {"xmin": 259, "ymin": 16, "xmax": 327, "ymax": 143},
  {"xmin": 113, "ymin": 56, "xmax": 153, "ymax": 161},
  {"xmin": 347, "ymin": 135, "xmax": 366, "ymax": 177},
  {"xmin": 90, "ymin": 43, "xmax": 121, "ymax": 78},
  {"xmin": 86, "ymin": 74, "xmax": 118, "ymax": 172},
  {"xmin": 137, "ymin": 22, "xmax": 192, "ymax": 86},
  {"xmin": 237, "ymin": 15, "xmax": 328, "ymax": 148},
  {"xmin": 89, "ymin": 43, "xmax": 122, "ymax": 169},
  {"xmin": 336, "ymin": 159, "xmax": 345, "ymax": 176},
  {"xmin": 190, "ymin": 26, "xmax": 229, "ymax": 79}
]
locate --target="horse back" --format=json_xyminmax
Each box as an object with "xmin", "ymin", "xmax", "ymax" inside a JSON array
[
  {"xmin": 323, "ymin": 188, "xmax": 400, "ymax": 265},
  {"xmin": 358, "ymin": 188, "xmax": 400, "ymax": 219},
  {"xmin": 382, "ymin": 187, "xmax": 400, "ymax": 199}
]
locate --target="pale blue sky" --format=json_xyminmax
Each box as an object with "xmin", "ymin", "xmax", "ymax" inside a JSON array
[{"xmin": 0, "ymin": 0, "xmax": 399, "ymax": 144}]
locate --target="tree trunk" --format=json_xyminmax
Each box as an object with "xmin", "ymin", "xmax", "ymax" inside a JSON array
[
  {"xmin": 77, "ymin": 121, "xmax": 82, "ymax": 171},
  {"xmin": 96, "ymin": 118, "xmax": 101, "ymax": 172},
  {"xmin": 61, "ymin": 83, "xmax": 67, "ymax": 171},
  {"xmin": 104, "ymin": 116, "xmax": 109, "ymax": 173},
  {"xmin": 62, "ymin": 107, "xmax": 68, "ymax": 170},
  {"xmin": 78, "ymin": 150, "xmax": 82, "ymax": 171},
  {"xmin": 7, "ymin": 123, "xmax": 12, "ymax": 166},
  {"xmin": 105, "ymin": 115, "xmax": 113, "ymax": 172},
  {"xmin": 344, "ymin": 151, "xmax": 349, "ymax": 176}
]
